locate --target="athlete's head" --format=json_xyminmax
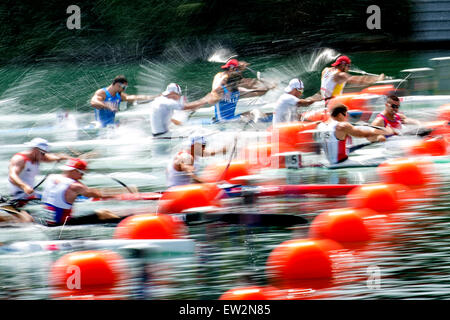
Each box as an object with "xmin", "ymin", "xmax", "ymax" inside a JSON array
[
  {"xmin": 221, "ymin": 59, "xmax": 239, "ymax": 71},
  {"xmin": 162, "ymin": 83, "xmax": 182, "ymax": 100},
  {"xmin": 26, "ymin": 137, "xmax": 49, "ymax": 160},
  {"xmin": 60, "ymin": 158, "xmax": 88, "ymax": 180},
  {"xmin": 385, "ymin": 95, "xmax": 400, "ymax": 114},
  {"xmin": 113, "ymin": 75, "xmax": 128, "ymax": 92},
  {"xmin": 332, "ymin": 56, "xmax": 351, "ymax": 72},
  {"xmin": 284, "ymin": 78, "xmax": 304, "ymax": 98},
  {"xmin": 330, "ymin": 103, "xmax": 348, "ymax": 120}
]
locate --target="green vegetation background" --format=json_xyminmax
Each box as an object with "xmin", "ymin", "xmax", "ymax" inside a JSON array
[{"xmin": 0, "ymin": 0, "xmax": 412, "ymax": 64}]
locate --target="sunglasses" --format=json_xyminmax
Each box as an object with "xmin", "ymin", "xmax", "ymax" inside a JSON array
[
  {"xmin": 75, "ymin": 168, "xmax": 86, "ymax": 175},
  {"xmin": 390, "ymin": 103, "xmax": 400, "ymax": 109},
  {"xmin": 119, "ymin": 83, "xmax": 128, "ymax": 90}
]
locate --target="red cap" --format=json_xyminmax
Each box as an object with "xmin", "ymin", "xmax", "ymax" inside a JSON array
[
  {"xmin": 331, "ymin": 56, "xmax": 351, "ymax": 67},
  {"xmin": 221, "ymin": 59, "xmax": 239, "ymax": 69},
  {"xmin": 60, "ymin": 158, "xmax": 88, "ymax": 172}
]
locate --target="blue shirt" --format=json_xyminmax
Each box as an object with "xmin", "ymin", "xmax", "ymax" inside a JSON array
[
  {"xmin": 94, "ymin": 88, "xmax": 121, "ymax": 127},
  {"xmin": 214, "ymin": 85, "xmax": 240, "ymax": 122}
]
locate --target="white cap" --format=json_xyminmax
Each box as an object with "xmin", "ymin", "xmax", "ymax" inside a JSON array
[
  {"xmin": 162, "ymin": 83, "xmax": 182, "ymax": 96},
  {"xmin": 284, "ymin": 78, "xmax": 304, "ymax": 93},
  {"xmin": 25, "ymin": 138, "xmax": 49, "ymax": 153}
]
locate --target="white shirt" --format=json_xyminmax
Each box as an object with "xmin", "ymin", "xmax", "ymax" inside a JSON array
[
  {"xmin": 150, "ymin": 96, "xmax": 184, "ymax": 135},
  {"xmin": 8, "ymin": 153, "xmax": 40, "ymax": 199},
  {"xmin": 272, "ymin": 93, "xmax": 300, "ymax": 124},
  {"xmin": 41, "ymin": 174, "xmax": 75, "ymax": 209},
  {"xmin": 320, "ymin": 67, "xmax": 345, "ymax": 99},
  {"xmin": 316, "ymin": 120, "xmax": 351, "ymax": 164}
]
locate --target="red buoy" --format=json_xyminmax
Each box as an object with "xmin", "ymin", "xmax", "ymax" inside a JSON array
[
  {"xmin": 377, "ymin": 158, "xmax": 435, "ymax": 188},
  {"xmin": 346, "ymin": 183, "xmax": 407, "ymax": 213},
  {"xmin": 266, "ymin": 238, "xmax": 343, "ymax": 289},
  {"xmin": 50, "ymin": 250, "xmax": 125, "ymax": 291},
  {"xmin": 157, "ymin": 183, "xmax": 223, "ymax": 214},
  {"xmin": 114, "ymin": 213, "xmax": 186, "ymax": 239}
]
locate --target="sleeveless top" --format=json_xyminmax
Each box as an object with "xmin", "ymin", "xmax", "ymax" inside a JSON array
[
  {"xmin": 94, "ymin": 88, "xmax": 121, "ymax": 127},
  {"xmin": 8, "ymin": 153, "xmax": 40, "ymax": 199},
  {"xmin": 376, "ymin": 113, "xmax": 402, "ymax": 129},
  {"xmin": 320, "ymin": 67, "xmax": 346, "ymax": 99},
  {"xmin": 41, "ymin": 175, "xmax": 75, "ymax": 225},
  {"xmin": 317, "ymin": 120, "xmax": 352, "ymax": 164},
  {"xmin": 214, "ymin": 85, "xmax": 240, "ymax": 121},
  {"xmin": 166, "ymin": 151, "xmax": 198, "ymax": 188}
]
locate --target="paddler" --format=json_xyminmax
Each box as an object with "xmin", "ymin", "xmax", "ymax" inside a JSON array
[
  {"xmin": 212, "ymin": 58, "xmax": 252, "ymax": 91},
  {"xmin": 316, "ymin": 103, "xmax": 393, "ymax": 165},
  {"xmin": 272, "ymin": 78, "xmax": 322, "ymax": 125},
  {"xmin": 208, "ymin": 71, "xmax": 273, "ymax": 122},
  {"xmin": 371, "ymin": 95, "xmax": 421, "ymax": 136},
  {"xmin": 8, "ymin": 138, "xmax": 69, "ymax": 206},
  {"xmin": 41, "ymin": 158, "xmax": 121, "ymax": 226},
  {"xmin": 90, "ymin": 75, "xmax": 157, "ymax": 128},
  {"xmin": 320, "ymin": 55, "xmax": 385, "ymax": 100},
  {"xmin": 150, "ymin": 83, "xmax": 210, "ymax": 136},
  {"xmin": 166, "ymin": 135, "xmax": 226, "ymax": 187}
]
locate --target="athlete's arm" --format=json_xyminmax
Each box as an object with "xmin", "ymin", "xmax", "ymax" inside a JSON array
[
  {"xmin": 238, "ymin": 86, "xmax": 269, "ymax": 98},
  {"xmin": 42, "ymin": 153, "xmax": 70, "ymax": 163},
  {"xmin": 8, "ymin": 156, "xmax": 33, "ymax": 194},
  {"xmin": 121, "ymin": 92, "xmax": 157, "ymax": 102},
  {"xmin": 337, "ymin": 122, "xmax": 388, "ymax": 140},
  {"xmin": 90, "ymin": 89, "xmax": 115, "ymax": 112},
  {"xmin": 66, "ymin": 183, "xmax": 103, "ymax": 203},
  {"xmin": 399, "ymin": 113, "xmax": 421, "ymax": 126},
  {"xmin": 171, "ymin": 118, "xmax": 182, "ymax": 126},
  {"xmin": 296, "ymin": 98, "xmax": 316, "ymax": 107},
  {"xmin": 344, "ymin": 73, "xmax": 385, "ymax": 86}
]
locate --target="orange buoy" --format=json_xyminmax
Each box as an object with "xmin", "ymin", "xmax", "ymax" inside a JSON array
[
  {"xmin": 270, "ymin": 122, "xmax": 305, "ymax": 149},
  {"xmin": 377, "ymin": 158, "xmax": 435, "ymax": 188},
  {"xmin": 300, "ymin": 109, "xmax": 330, "ymax": 122},
  {"xmin": 50, "ymin": 250, "xmax": 125, "ymax": 291},
  {"xmin": 408, "ymin": 136, "xmax": 448, "ymax": 156},
  {"xmin": 157, "ymin": 184, "xmax": 223, "ymax": 214},
  {"xmin": 309, "ymin": 208, "xmax": 382, "ymax": 243},
  {"xmin": 327, "ymin": 93, "xmax": 371, "ymax": 112},
  {"xmin": 360, "ymin": 84, "xmax": 395, "ymax": 96},
  {"xmin": 266, "ymin": 238, "xmax": 342, "ymax": 288},
  {"xmin": 219, "ymin": 286, "xmax": 271, "ymax": 300},
  {"xmin": 114, "ymin": 213, "xmax": 186, "ymax": 239},
  {"xmin": 346, "ymin": 183, "xmax": 407, "ymax": 213},
  {"xmin": 201, "ymin": 160, "xmax": 253, "ymax": 184},
  {"xmin": 437, "ymin": 104, "xmax": 450, "ymax": 121},
  {"xmin": 270, "ymin": 121, "xmax": 319, "ymax": 152}
]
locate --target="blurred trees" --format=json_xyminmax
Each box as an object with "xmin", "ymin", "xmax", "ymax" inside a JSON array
[{"xmin": 0, "ymin": 0, "xmax": 412, "ymax": 64}]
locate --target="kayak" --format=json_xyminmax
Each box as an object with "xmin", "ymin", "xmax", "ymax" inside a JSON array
[{"xmin": 87, "ymin": 183, "xmax": 360, "ymax": 203}]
